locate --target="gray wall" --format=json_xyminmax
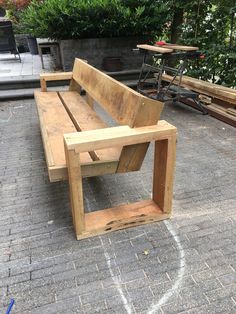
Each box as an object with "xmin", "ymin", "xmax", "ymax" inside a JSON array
[{"xmin": 59, "ymin": 37, "xmax": 147, "ymax": 71}]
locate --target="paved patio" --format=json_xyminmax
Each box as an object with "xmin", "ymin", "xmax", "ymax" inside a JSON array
[
  {"xmin": 0, "ymin": 97, "xmax": 236, "ymax": 313},
  {"xmin": 0, "ymin": 52, "xmax": 53, "ymax": 78}
]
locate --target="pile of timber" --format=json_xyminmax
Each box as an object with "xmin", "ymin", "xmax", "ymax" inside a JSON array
[{"xmin": 163, "ymin": 74, "xmax": 236, "ymax": 127}]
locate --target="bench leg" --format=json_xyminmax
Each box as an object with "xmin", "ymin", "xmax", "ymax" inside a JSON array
[
  {"xmin": 153, "ymin": 135, "xmax": 177, "ymax": 214},
  {"xmin": 64, "ymin": 148, "xmax": 85, "ymax": 236},
  {"xmin": 64, "ymin": 133, "xmax": 176, "ymax": 240}
]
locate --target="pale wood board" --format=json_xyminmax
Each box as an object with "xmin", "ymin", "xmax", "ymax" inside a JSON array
[
  {"xmin": 40, "ymin": 79, "xmax": 47, "ymax": 92},
  {"xmin": 35, "ymin": 91, "xmax": 92, "ymax": 178},
  {"xmin": 65, "ymin": 148, "xmax": 85, "ymax": 235},
  {"xmin": 59, "ymin": 91, "xmax": 122, "ymax": 162},
  {"xmin": 40, "ymin": 72, "xmax": 73, "ymax": 81},
  {"xmin": 137, "ymin": 44, "xmax": 173, "ymax": 53},
  {"xmin": 163, "ymin": 74, "xmax": 236, "ymax": 105},
  {"xmin": 118, "ymin": 96, "xmax": 164, "ymax": 172},
  {"xmin": 117, "ymin": 143, "xmax": 149, "ymax": 173},
  {"xmin": 72, "ymin": 59, "xmax": 163, "ymax": 127},
  {"xmin": 69, "ymin": 79, "xmax": 82, "ymax": 93},
  {"xmin": 77, "ymin": 200, "xmax": 170, "ymax": 240},
  {"xmin": 48, "ymin": 160, "xmax": 119, "ymax": 182},
  {"xmin": 153, "ymin": 135, "xmax": 177, "ymax": 214},
  {"xmin": 64, "ymin": 121, "xmax": 177, "ymax": 153},
  {"xmin": 207, "ymin": 104, "xmax": 236, "ymax": 123},
  {"xmin": 161, "ymin": 44, "xmax": 199, "ymax": 51},
  {"xmin": 226, "ymin": 108, "xmax": 236, "ymax": 117}
]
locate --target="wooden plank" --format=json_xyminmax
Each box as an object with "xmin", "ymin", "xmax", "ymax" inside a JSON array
[
  {"xmin": 86, "ymin": 93, "xmax": 94, "ymax": 108},
  {"xmin": 64, "ymin": 147, "xmax": 85, "ymax": 235},
  {"xmin": 40, "ymin": 72, "xmax": 73, "ymax": 81},
  {"xmin": 162, "ymin": 74, "xmax": 236, "ymax": 105},
  {"xmin": 116, "ymin": 143, "xmax": 149, "ymax": 172},
  {"xmin": 77, "ymin": 199, "xmax": 170, "ymax": 240},
  {"xmin": 59, "ymin": 91, "xmax": 122, "ymax": 162},
  {"xmin": 64, "ymin": 121, "xmax": 177, "ymax": 153},
  {"xmin": 72, "ymin": 59, "xmax": 164, "ymax": 127},
  {"xmin": 137, "ymin": 44, "xmax": 173, "ymax": 54},
  {"xmin": 226, "ymin": 108, "xmax": 236, "ymax": 117},
  {"xmin": 40, "ymin": 78, "xmax": 47, "ymax": 92},
  {"xmin": 117, "ymin": 96, "xmax": 165, "ymax": 172},
  {"xmin": 34, "ymin": 91, "xmax": 92, "ymax": 178},
  {"xmin": 69, "ymin": 79, "xmax": 82, "ymax": 93},
  {"xmin": 153, "ymin": 135, "xmax": 177, "ymax": 214},
  {"xmin": 161, "ymin": 44, "xmax": 199, "ymax": 51},
  {"xmin": 48, "ymin": 160, "xmax": 119, "ymax": 182},
  {"xmin": 207, "ymin": 104, "xmax": 236, "ymax": 127}
]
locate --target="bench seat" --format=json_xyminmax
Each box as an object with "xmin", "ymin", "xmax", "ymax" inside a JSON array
[{"xmin": 35, "ymin": 90, "xmax": 121, "ymax": 182}]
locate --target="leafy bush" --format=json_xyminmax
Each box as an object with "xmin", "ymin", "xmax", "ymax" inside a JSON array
[
  {"xmin": 0, "ymin": 0, "xmax": 33, "ymax": 26},
  {"xmin": 19, "ymin": 0, "xmax": 167, "ymax": 39},
  {"xmin": 172, "ymin": 0, "xmax": 236, "ymax": 87}
]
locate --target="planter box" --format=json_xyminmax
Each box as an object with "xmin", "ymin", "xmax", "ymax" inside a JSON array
[
  {"xmin": 15, "ymin": 34, "xmax": 29, "ymax": 52},
  {"xmin": 59, "ymin": 37, "xmax": 148, "ymax": 71}
]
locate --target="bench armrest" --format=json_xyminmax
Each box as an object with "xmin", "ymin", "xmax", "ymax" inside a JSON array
[
  {"xmin": 40, "ymin": 72, "xmax": 73, "ymax": 91},
  {"xmin": 64, "ymin": 120, "xmax": 177, "ymax": 153}
]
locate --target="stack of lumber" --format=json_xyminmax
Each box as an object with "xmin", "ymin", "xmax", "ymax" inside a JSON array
[{"xmin": 162, "ymin": 74, "xmax": 236, "ymax": 127}]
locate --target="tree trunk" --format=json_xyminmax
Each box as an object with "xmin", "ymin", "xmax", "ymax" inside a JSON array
[{"xmin": 170, "ymin": 8, "xmax": 184, "ymax": 43}]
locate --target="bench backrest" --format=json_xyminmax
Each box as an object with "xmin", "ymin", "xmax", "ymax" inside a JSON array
[{"xmin": 70, "ymin": 58, "xmax": 164, "ymax": 172}]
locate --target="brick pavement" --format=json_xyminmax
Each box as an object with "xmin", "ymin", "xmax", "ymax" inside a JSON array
[{"xmin": 0, "ymin": 98, "xmax": 235, "ymax": 313}]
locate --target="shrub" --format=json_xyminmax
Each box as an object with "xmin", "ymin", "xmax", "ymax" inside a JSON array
[
  {"xmin": 0, "ymin": 0, "xmax": 33, "ymax": 26},
  {"xmin": 19, "ymin": 0, "xmax": 167, "ymax": 39}
]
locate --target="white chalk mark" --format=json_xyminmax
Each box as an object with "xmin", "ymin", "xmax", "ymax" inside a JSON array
[
  {"xmin": 100, "ymin": 237, "xmax": 133, "ymax": 314},
  {"xmin": 84, "ymin": 196, "xmax": 133, "ymax": 314},
  {"xmin": 147, "ymin": 220, "xmax": 186, "ymax": 314},
  {"xmin": 13, "ymin": 105, "xmax": 25, "ymax": 109},
  {"xmin": 0, "ymin": 108, "xmax": 12, "ymax": 122}
]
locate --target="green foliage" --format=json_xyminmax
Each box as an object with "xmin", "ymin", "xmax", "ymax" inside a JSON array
[
  {"xmin": 170, "ymin": 0, "xmax": 236, "ymax": 87},
  {"xmin": 18, "ymin": 0, "xmax": 236, "ymax": 87},
  {"xmin": 19, "ymin": 0, "xmax": 167, "ymax": 39}
]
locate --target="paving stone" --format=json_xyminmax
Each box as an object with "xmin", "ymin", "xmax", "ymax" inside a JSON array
[
  {"xmin": 81, "ymin": 301, "xmax": 107, "ymax": 314},
  {"xmin": 205, "ymin": 284, "xmax": 236, "ymax": 303},
  {"xmin": 56, "ymin": 280, "xmax": 103, "ymax": 301},
  {"xmin": 188, "ymin": 298, "xmax": 236, "ymax": 314},
  {"xmin": 218, "ymin": 273, "xmax": 236, "ymax": 286},
  {"xmin": 80, "ymin": 287, "xmax": 119, "ymax": 305}
]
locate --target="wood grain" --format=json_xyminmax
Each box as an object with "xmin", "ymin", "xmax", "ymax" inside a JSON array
[
  {"xmin": 35, "ymin": 91, "xmax": 92, "ymax": 179},
  {"xmin": 163, "ymin": 74, "xmax": 236, "ymax": 105},
  {"xmin": 64, "ymin": 147, "xmax": 85, "ymax": 235},
  {"xmin": 77, "ymin": 199, "xmax": 170, "ymax": 240},
  {"xmin": 64, "ymin": 121, "xmax": 177, "ymax": 153},
  {"xmin": 161, "ymin": 44, "xmax": 199, "ymax": 51},
  {"xmin": 72, "ymin": 59, "xmax": 164, "ymax": 127},
  {"xmin": 59, "ymin": 91, "xmax": 122, "ymax": 162},
  {"xmin": 137, "ymin": 44, "xmax": 173, "ymax": 53},
  {"xmin": 153, "ymin": 135, "xmax": 177, "ymax": 214}
]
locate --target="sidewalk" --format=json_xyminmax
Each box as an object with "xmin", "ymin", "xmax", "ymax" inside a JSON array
[
  {"xmin": 0, "ymin": 98, "xmax": 236, "ymax": 313},
  {"xmin": 0, "ymin": 52, "xmax": 53, "ymax": 78}
]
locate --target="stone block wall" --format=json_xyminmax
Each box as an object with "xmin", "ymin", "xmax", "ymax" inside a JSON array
[{"xmin": 59, "ymin": 36, "xmax": 148, "ymax": 71}]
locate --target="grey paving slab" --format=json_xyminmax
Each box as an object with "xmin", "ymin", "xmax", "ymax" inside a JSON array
[
  {"xmin": 0, "ymin": 98, "xmax": 235, "ymax": 314},
  {"xmin": 0, "ymin": 52, "xmax": 54, "ymax": 78}
]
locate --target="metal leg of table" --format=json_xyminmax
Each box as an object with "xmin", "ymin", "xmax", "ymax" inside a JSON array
[{"xmin": 38, "ymin": 46, "xmax": 45, "ymax": 69}]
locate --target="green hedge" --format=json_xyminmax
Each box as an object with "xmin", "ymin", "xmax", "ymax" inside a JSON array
[{"xmin": 20, "ymin": 0, "xmax": 167, "ymax": 39}]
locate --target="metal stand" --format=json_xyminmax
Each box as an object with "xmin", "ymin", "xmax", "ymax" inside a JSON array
[{"xmin": 137, "ymin": 48, "xmax": 208, "ymax": 114}]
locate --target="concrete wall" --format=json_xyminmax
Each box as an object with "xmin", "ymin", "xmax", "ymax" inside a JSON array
[{"xmin": 59, "ymin": 37, "xmax": 147, "ymax": 71}]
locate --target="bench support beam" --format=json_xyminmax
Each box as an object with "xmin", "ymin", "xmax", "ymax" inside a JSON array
[
  {"xmin": 64, "ymin": 124, "xmax": 176, "ymax": 240},
  {"xmin": 65, "ymin": 149, "xmax": 85, "ymax": 234}
]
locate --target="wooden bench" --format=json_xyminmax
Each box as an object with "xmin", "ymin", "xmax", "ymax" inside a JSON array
[{"xmin": 35, "ymin": 58, "xmax": 177, "ymax": 240}]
